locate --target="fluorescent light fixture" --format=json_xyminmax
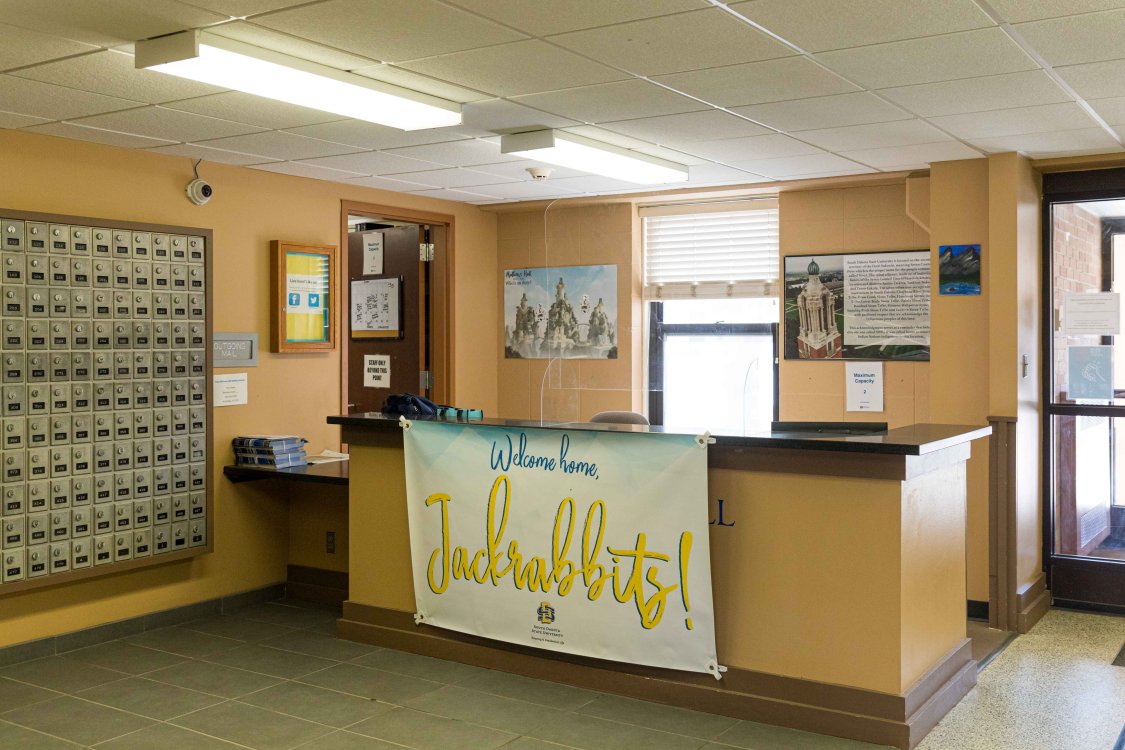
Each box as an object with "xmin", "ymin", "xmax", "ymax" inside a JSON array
[
  {"xmin": 136, "ymin": 30, "xmax": 461, "ymax": 131},
  {"xmin": 500, "ymin": 130, "xmax": 689, "ymax": 184}
]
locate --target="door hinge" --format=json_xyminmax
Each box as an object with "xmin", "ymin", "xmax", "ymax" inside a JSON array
[
  {"xmin": 419, "ymin": 370, "xmax": 433, "ymax": 390},
  {"xmin": 420, "ymin": 243, "xmax": 435, "ymax": 262}
]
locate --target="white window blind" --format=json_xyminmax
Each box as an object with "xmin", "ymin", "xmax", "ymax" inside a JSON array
[{"xmin": 643, "ymin": 202, "xmax": 779, "ymax": 300}]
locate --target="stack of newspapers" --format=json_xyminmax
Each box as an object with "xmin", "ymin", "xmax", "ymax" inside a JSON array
[{"xmin": 233, "ymin": 435, "xmax": 308, "ymax": 468}]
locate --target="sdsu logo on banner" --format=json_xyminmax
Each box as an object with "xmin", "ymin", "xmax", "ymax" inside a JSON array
[{"xmin": 402, "ymin": 420, "xmax": 721, "ymax": 677}]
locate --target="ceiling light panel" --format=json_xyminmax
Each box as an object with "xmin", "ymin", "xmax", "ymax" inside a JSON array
[
  {"xmin": 136, "ymin": 30, "xmax": 462, "ymax": 131},
  {"xmin": 500, "ymin": 130, "xmax": 688, "ymax": 184}
]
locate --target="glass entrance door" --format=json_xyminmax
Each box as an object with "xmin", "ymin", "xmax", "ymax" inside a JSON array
[{"xmin": 1045, "ymin": 185, "xmax": 1125, "ymax": 612}]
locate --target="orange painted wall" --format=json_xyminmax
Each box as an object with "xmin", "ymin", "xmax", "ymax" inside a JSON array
[
  {"xmin": 494, "ymin": 203, "xmax": 641, "ymax": 421},
  {"xmin": 0, "ymin": 128, "xmax": 496, "ymax": 646}
]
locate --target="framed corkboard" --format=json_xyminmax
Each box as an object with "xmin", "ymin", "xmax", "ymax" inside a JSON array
[{"xmin": 270, "ymin": 240, "xmax": 337, "ymax": 353}]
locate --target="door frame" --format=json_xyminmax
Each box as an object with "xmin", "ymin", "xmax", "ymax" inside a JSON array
[
  {"xmin": 1040, "ymin": 169, "xmax": 1125, "ymax": 615},
  {"xmin": 339, "ymin": 200, "xmax": 455, "ymax": 414}
]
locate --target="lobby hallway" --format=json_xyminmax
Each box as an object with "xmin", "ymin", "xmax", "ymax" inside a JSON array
[{"xmin": 0, "ymin": 601, "xmax": 1122, "ymax": 750}]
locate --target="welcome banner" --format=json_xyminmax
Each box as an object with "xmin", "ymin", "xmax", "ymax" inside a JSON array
[{"xmin": 402, "ymin": 420, "xmax": 720, "ymax": 676}]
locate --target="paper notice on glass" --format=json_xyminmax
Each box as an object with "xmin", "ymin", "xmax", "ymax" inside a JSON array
[
  {"xmin": 361, "ymin": 232, "xmax": 384, "ymax": 276},
  {"xmin": 845, "ymin": 362, "xmax": 884, "ymax": 412},
  {"xmin": 1068, "ymin": 346, "xmax": 1113, "ymax": 400},
  {"xmin": 1062, "ymin": 292, "xmax": 1120, "ymax": 335},
  {"xmin": 363, "ymin": 354, "xmax": 391, "ymax": 388},
  {"xmin": 214, "ymin": 373, "xmax": 248, "ymax": 407}
]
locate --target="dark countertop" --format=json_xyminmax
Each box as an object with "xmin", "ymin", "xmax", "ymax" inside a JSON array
[
  {"xmin": 328, "ymin": 413, "xmax": 991, "ymax": 456},
  {"xmin": 223, "ymin": 460, "xmax": 349, "ymax": 486}
]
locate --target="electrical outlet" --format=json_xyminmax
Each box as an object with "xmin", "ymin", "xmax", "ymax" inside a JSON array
[{"xmin": 326, "ymin": 531, "xmax": 336, "ymax": 554}]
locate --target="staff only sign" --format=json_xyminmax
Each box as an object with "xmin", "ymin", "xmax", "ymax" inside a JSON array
[{"xmin": 402, "ymin": 420, "xmax": 722, "ymax": 677}]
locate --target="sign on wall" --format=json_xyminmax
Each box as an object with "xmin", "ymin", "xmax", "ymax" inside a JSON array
[
  {"xmin": 504, "ymin": 265, "xmax": 618, "ymax": 359},
  {"xmin": 403, "ymin": 420, "xmax": 722, "ymax": 677},
  {"xmin": 783, "ymin": 250, "xmax": 930, "ymax": 361}
]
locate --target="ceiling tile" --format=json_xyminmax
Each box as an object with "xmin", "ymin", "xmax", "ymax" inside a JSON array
[
  {"xmin": 408, "ymin": 187, "xmax": 506, "ymax": 202},
  {"xmin": 254, "ymin": 0, "xmax": 525, "ymax": 63},
  {"xmin": 796, "ymin": 120, "xmax": 952, "ymax": 151},
  {"xmin": 685, "ymin": 133, "xmax": 824, "ymax": 162},
  {"xmin": 1056, "ymin": 59, "xmax": 1125, "ymax": 100},
  {"xmin": 283, "ymin": 120, "xmax": 471, "ymax": 150},
  {"xmin": 385, "ymin": 138, "xmax": 520, "ymax": 167},
  {"xmin": 655, "ymin": 57, "xmax": 859, "ymax": 107},
  {"xmin": 511, "ymin": 80, "xmax": 701, "ymax": 124},
  {"xmin": 22, "ymin": 121, "xmax": 176, "ymax": 148},
  {"xmin": 346, "ymin": 174, "xmax": 446, "ymax": 191},
  {"xmin": 731, "ymin": 92, "xmax": 912, "ymax": 131},
  {"xmin": 0, "ymin": 0, "xmax": 226, "ymax": 47},
  {"xmin": 1087, "ymin": 96, "xmax": 1125, "ymax": 125},
  {"xmin": 13, "ymin": 50, "xmax": 224, "ymax": 105},
  {"xmin": 879, "ymin": 70, "xmax": 1072, "ymax": 117},
  {"xmin": 928, "ymin": 102, "xmax": 1098, "ymax": 139},
  {"xmin": 194, "ymin": 130, "xmax": 362, "ymax": 160},
  {"xmin": 0, "ymin": 21, "xmax": 98, "ymax": 71},
  {"xmin": 548, "ymin": 8, "xmax": 793, "ymax": 76},
  {"xmin": 840, "ymin": 141, "xmax": 983, "ymax": 169},
  {"xmin": 545, "ymin": 175, "xmax": 648, "ymax": 193},
  {"xmin": 969, "ymin": 128, "xmax": 1123, "ymax": 156},
  {"xmin": 0, "ymin": 75, "xmax": 143, "ymax": 120},
  {"xmin": 441, "ymin": 0, "xmax": 704, "ymax": 36},
  {"xmin": 461, "ymin": 99, "xmax": 580, "ymax": 134},
  {"xmin": 986, "ymin": 0, "xmax": 1125, "ymax": 23},
  {"xmin": 466, "ymin": 160, "xmax": 591, "ymax": 181},
  {"xmin": 728, "ymin": 153, "xmax": 870, "ymax": 178},
  {"xmin": 729, "ymin": 0, "xmax": 994, "ymax": 52},
  {"xmin": 687, "ymin": 163, "xmax": 768, "ymax": 183},
  {"xmin": 0, "ymin": 110, "xmax": 48, "ymax": 128},
  {"xmin": 147, "ymin": 142, "xmax": 280, "ymax": 165},
  {"xmin": 162, "ymin": 91, "xmax": 338, "ymax": 129},
  {"xmin": 207, "ymin": 21, "xmax": 377, "ymax": 70},
  {"xmin": 601, "ymin": 109, "xmax": 773, "ymax": 145},
  {"xmin": 175, "ymin": 0, "xmax": 314, "ymax": 17},
  {"xmin": 464, "ymin": 181, "xmax": 584, "ymax": 200},
  {"xmin": 250, "ymin": 161, "xmax": 367, "ymax": 181},
  {"xmin": 298, "ymin": 151, "xmax": 446, "ymax": 175},
  {"xmin": 351, "ymin": 64, "xmax": 492, "ymax": 104},
  {"xmin": 399, "ymin": 40, "xmax": 628, "ymax": 98},
  {"xmin": 70, "ymin": 106, "xmax": 263, "ymax": 142},
  {"xmin": 1014, "ymin": 9, "xmax": 1125, "ymax": 67},
  {"xmin": 815, "ymin": 27, "xmax": 1037, "ymax": 89},
  {"xmin": 386, "ymin": 168, "xmax": 516, "ymax": 188}
]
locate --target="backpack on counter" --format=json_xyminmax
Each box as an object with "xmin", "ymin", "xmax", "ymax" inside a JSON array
[{"xmin": 382, "ymin": 393, "xmax": 440, "ymax": 417}]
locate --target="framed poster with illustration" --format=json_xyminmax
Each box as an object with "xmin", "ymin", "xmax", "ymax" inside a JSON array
[
  {"xmin": 350, "ymin": 276, "xmax": 403, "ymax": 339},
  {"xmin": 270, "ymin": 240, "xmax": 337, "ymax": 353}
]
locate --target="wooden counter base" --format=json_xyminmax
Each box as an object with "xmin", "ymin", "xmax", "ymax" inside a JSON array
[{"xmin": 337, "ymin": 602, "xmax": 976, "ymax": 750}]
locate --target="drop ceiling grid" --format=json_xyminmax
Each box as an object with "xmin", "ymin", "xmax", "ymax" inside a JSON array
[{"xmin": 0, "ymin": 0, "xmax": 1122, "ymax": 202}]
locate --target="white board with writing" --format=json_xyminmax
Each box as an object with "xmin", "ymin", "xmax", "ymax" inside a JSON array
[
  {"xmin": 363, "ymin": 354, "xmax": 391, "ymax": 388},
  {"xmin": 350, "ymin": 277, "xmax": 400, "ymax": 333},
  {"xmin": 214, "ymin": 373, "xmax": 248, "ymax": 407},
  {"xmin": 845, "ymin": 362, "xmax": 884, "ymax": 412}
]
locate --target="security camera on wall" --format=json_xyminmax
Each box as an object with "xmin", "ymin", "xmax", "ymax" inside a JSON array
[{"xmin": 185, "ymin": 159, "xmax": 212, "ymax": 206}]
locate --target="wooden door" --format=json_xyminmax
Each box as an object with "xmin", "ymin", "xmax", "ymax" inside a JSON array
[{"xmin": 345, "ymin": 225, "xmax": 426, "ymax": 413}]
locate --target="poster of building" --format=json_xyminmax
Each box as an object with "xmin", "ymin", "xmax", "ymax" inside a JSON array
[
  {"xmin": 504, "ymin": 265, "xmax": 617, "ymax": 359},
  {"xmin": 783, "ymin": 250, "xmax": 930, "ymax": 361}
]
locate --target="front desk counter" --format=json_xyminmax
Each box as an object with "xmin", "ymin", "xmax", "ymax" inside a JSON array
[{"xmin": 328, "ymin": 414, "xmax": 991, "ymax": 750}]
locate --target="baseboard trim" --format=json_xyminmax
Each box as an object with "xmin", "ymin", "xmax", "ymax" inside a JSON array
[
  {"xmin": 338, "ymin": 601, "xmax": 975, "ymax": 750},
  {"xmin": 287, "ymin": 565, "xmax": 348, "ymax": 605},
  {"xmin": 0, "ymin": 582, "xmax": 285, "ymax": 668},
  {"xmin": 1017, "ymin": 574, "xmax": 1050, "ymax": 633}
]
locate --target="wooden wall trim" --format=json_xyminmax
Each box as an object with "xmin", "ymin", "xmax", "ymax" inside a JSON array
[
  {"xmin": 337, "ymin": 602, "xmax": 975, "ymax": 750},
  {"xmin": 1017, "ymin": 573, "xmax": 1050, "ymax": 633},
  {"xmin": 286, "ymin": 564, "xmax": 348, "ymax": 605},
  {"xmin": 988, "ymin": 417, "xmax": 1017, "ymax": 631}
]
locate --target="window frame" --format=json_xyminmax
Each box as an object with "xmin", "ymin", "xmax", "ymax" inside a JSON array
[{"xmin": 647, "ymin": 300, "xmax": 779, "ymax": 428}]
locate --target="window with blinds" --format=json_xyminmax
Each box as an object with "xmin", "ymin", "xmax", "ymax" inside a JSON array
[{"xmin": 642, "ymin": 200, "xmax": 779, "ymax": 300}]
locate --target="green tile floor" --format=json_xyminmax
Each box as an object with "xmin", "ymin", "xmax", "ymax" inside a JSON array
[{"xmin": 0, "ymin": 601, "xmax": 1122, "ymax": 749}]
